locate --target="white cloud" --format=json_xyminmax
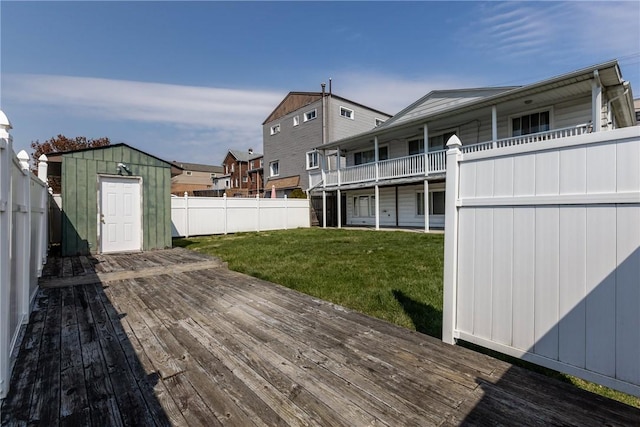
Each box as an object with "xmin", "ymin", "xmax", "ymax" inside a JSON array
[
  {"xmin": 4, "ymin": 74, "xmax": 283, "ymax": 129},
  {"xmin": 3, "ymin": 74, "xmax": 285, "ymax": 164},
  {"xmin": 464, "ymin": 2, "xmax": 640, "ymax": 63}
]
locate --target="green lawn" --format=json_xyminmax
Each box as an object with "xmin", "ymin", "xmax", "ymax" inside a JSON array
[{"xmin": 174, "ymin": 228, "xmax": 639, "ymax": 408}]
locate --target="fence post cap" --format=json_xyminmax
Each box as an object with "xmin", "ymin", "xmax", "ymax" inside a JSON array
[
  {"xmin": 38, "ymin": 154, "xmax": 48, "ymax": 161},
  {"xmin": 446, "ymin": 135, "xmax": 462, "ymax": 148},
  {"xmin": 0, "ymin": 110, "xmax": 12, "ymax": 129}
]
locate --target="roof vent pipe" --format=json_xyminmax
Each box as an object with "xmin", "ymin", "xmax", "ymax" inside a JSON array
[{"xmin": 329, "ymin": 78, "xmax": 332, "ymax": 96}]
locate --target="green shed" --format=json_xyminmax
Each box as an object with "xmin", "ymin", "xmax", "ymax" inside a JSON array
[{"xmin": 59, "ymin": 143, "xmax": 173, "ymax": 256}]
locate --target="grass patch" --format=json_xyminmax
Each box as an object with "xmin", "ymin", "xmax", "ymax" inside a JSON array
[{"xmin": 175, "ymin": 228, "xmax": 639, "ymax": 408}]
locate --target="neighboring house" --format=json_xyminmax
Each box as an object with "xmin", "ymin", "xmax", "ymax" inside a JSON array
[
  {"xmin": 222, "ymin": 149, "xmax": 263, "ymax": 197},
  {"xmin": 262, "ymin": 88, "xmax": 391, "ymax": 201},
  {"xmin": 46, "ymin": 143, "xmax": 176, "ymax": 255},
  {"xmin": 309, "ymin": 60, "xmax": 637, "ymax": 229},
  {"xmin": 246, "ymin": 153, "xmax": 264, "ymax": 197},
  {"xmin": 634, "ymin": 97, "xmax": 640, "ymax": 122},
  {"xmin": 171, "ymin": 161, "xmax": 225, "ymax": 196}
]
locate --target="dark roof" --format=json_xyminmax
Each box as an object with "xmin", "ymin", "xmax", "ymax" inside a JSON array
[
  {"xmin": 263, "ymin": 91, "xmax": 390, "ymax": 124},
  {"xmin": 172, "ymin": 161, "xmax": 224, "ymax": 174},
  {"xmin": 227, "ymin": 150, "xmax": 263, "ymax": 162}
]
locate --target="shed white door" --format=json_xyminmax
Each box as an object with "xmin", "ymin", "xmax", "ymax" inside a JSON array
[{"xmin": 100, "ymin": 176, "xmax": 142, "ymax": 253}]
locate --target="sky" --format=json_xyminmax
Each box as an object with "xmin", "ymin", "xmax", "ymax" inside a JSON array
[{"xmin": 1, "ymin": 1, "xmax": 639, "ymax": 166}]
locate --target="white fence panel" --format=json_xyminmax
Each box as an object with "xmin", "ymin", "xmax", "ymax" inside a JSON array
[
  {"xmin": 171, "ymin": 194, "xmax": 310, "ymax": 237},
  {"xmin": 443, "ymin": 127, "xmax": 640, "ymax": 397},
  {"xmin": 0, "ymin": 112, "xmax": 49, "ymax": 398}
]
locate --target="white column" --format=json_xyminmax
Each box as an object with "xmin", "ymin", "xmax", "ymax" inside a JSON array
[
  {"xmin": 336, "ymin": 146, "xmax": 341, "ymax": 187},
  {"xmin": 424, "ymin": 179, "xmax": 429, "ymax": 232},
  {"xmin": 592, "ymin": 70, "xmax": 602, "ymax": 132},
  {"xmin": 374, "ymin": 136, "xmax": 379, "ymax": 182},
  {"xmin": 0, "ymin": 112, "xmax": 11, "ymax": 399},
  {"xmin": 322, "ymin": 190, "xmax": 327, "ymax": 228},
  {"xmin": 374, "ymin": 184, "xmax": 380, "ymax": 230},
  {"xmin": 442, "ymin": 135, "xmax": 462, "ymax": 345},
  {"xmin": 337, "ymin": 189, "xmax": 342, "ymax": 228},
  {"xmin": 423, "ymin": 124, "xmax": 429, "ymax": 175},
  {"xmin": 492, "ymin": 105, "xmax": 498, "ymax": 147}
]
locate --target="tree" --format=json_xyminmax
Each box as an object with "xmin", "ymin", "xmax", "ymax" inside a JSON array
[
  {"xmin": 31, "ymin": 134, "xmax": 110, "ymax": 193},
  {"xmin": 31, "ymin": 134, "xmax": 111, "ymax": 167}
]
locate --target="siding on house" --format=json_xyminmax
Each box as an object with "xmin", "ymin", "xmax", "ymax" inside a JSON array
[
  {"xmin": 344, "ymin": 183, "xmax": 446, "ymax": 228},
  {"xmin": 61, "ymin": 145, "xmax": 172, "ymax": 255},
  {"xmin": 264, "ymin": 98, "xmax": 324, "ymax": 190},
  {"xmin": 327, "ymin": 98, "xmax": 388, "ymax": 142},
  {"xmin": 263, "ymin": 92, "xmax": 391, "ymax": 192}
]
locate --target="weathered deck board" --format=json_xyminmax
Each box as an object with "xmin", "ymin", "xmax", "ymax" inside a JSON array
[{"xmin": 2, "ymin": 248, "xmax": 639, "ymax": 426}]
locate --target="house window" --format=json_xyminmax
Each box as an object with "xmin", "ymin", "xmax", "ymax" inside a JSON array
[
  {"xmin": 235, "ymin": 178, "xmax": 238, "ymax": 187},
  {"xmin": 250, "ymin": 161, "xmax": 254, "ymax": 169},
  {"xmin": 408, "ymin": 139, "xmax": 425, "ymax": 155},
  {"xmin": 430, "ymin": 191, "xmax": 446, "ymax": 215},
  {"xmin": 353, "ymin": 195, "xmax": 376, "ymax": 217},
  {"xmin": 293, "ymin": 115, "xmax": 300, "ymax": 126},
  {"xmin": 375, "ymin": 118, "xmax": 385, "ymax": 127},
  {"xmin": 242, "ymin": 176, "xmax": 248, "ymax": 183},
  {"xmin": 429, "ymin": 130, "xmax": 457, "ymax": 151},
  {"xmin": 416, "ymin": 192, "xmax": 425, "ymax": 216},
  {"xmin": 340, "ymin": 106, "xmax": 354, "ymax": 120},
  {"xmin": 354, "ymin": 146, "xmax": 388, "ymax": 165},
  {"xmin": 304, "ymin": 109, "xmax": 317, "ymax": 122},
  {"xmin": 306, "ymin": 151, "xmax": 319, "ymax": 170},
  {"xmin": 260, "ymin": 158, "xmax": 264, "ymax": 167},
  {"xmin": 270, "ymin": 124, "xmax": 281, "ymax": 135},
  {"xmin": 185, "ymin": 171, "xmax": 192, "ymax": 176},
  {"xmin": 269, "ymin": 160, "xmax": 279, "ymax": 177},
  {"xmin": 417, "ymin": 191, "xmax": 446, "ymax": 216},
  {"xmin": 512, "ymin": 110, "xmax": 550, "ymax": 136},
  {"xmin": 231, "ymin": 163, "xmax": 235, "ymax": 172}
]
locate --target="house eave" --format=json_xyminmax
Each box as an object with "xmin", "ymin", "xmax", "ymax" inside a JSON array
[{"xmin": 319, "ymin": 60, "xmax": 624, "ymax": 151}]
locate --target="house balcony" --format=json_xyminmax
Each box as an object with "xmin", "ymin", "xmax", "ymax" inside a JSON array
[{"xmin": 309, "ymin": 124, "xmax": 590, "ymax": 190}]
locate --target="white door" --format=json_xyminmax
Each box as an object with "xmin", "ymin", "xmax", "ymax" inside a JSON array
[{"xmin": 99, "ymin": 176, "xmax": 142, "ymax": 253}]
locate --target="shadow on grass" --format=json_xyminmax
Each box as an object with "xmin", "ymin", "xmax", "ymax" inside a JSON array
[
  {"xmin": 392, "ymin": 289, "xmax": 442, "ymax": 339},
  {"xmin": 172, "ymin": 237, "xmax": 198, "ymax": 248}
]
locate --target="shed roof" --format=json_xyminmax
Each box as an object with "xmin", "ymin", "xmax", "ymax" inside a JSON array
[{"xmin": 60, "ymin": 143, "xmax": 174, "ymax": 167}]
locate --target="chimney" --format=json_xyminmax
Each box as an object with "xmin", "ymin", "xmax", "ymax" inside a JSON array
[{"xmin": 248, "ymin": 148, "xmax": 253, "ymax": 155}]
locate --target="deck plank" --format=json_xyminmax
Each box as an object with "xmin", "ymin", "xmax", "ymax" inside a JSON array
[
  {"xmin": 28, "ymin": 288, "xmax": 62, "ymax": 426},
  {"xmin": 59, "ymin": 287, "xmax": 91, "ymax": 426},
  {"xmin": 3, "ymin": 249, "xmax": 639, "ymax": 427}
]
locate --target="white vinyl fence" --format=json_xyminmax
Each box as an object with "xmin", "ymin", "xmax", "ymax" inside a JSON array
[
  {"xmin": 0, "ymin": 112, "xmax": 49, "ymax": 398},
  {"xmin": 443, "ymin": 127, "xmax": 640, "ymax": 397},
  {"xmin": 172, "ymin": 193, "xmax": 310, "ymax": 237}
]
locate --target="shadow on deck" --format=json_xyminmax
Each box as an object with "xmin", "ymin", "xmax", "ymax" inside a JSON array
[{"xmin": 2, "ymin": 248, "xmax": 638, "ymax": 426}]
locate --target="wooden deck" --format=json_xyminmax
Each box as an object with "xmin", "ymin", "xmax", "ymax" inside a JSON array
[{"xmin": 2, "ymin": 248, "xmax": 638, "ymax": 426}]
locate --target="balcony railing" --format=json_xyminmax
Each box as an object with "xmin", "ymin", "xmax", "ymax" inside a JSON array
[
  {"xmin": 461, "ymin": 124, "xmax": 590, "ymax": 153},
  {"xmin": 310, "ymin": 124, "xmax": 591, "ymax": 189}
]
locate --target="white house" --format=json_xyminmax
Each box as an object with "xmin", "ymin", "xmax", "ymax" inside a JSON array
[{"xmin": 308, "ymin": 60, "xmax": 637, "ymax": 229}]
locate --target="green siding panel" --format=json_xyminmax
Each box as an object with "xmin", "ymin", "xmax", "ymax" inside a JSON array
[{"xmin": 62, "ymin": 145, "xmax": 172, "ymax": 255}]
